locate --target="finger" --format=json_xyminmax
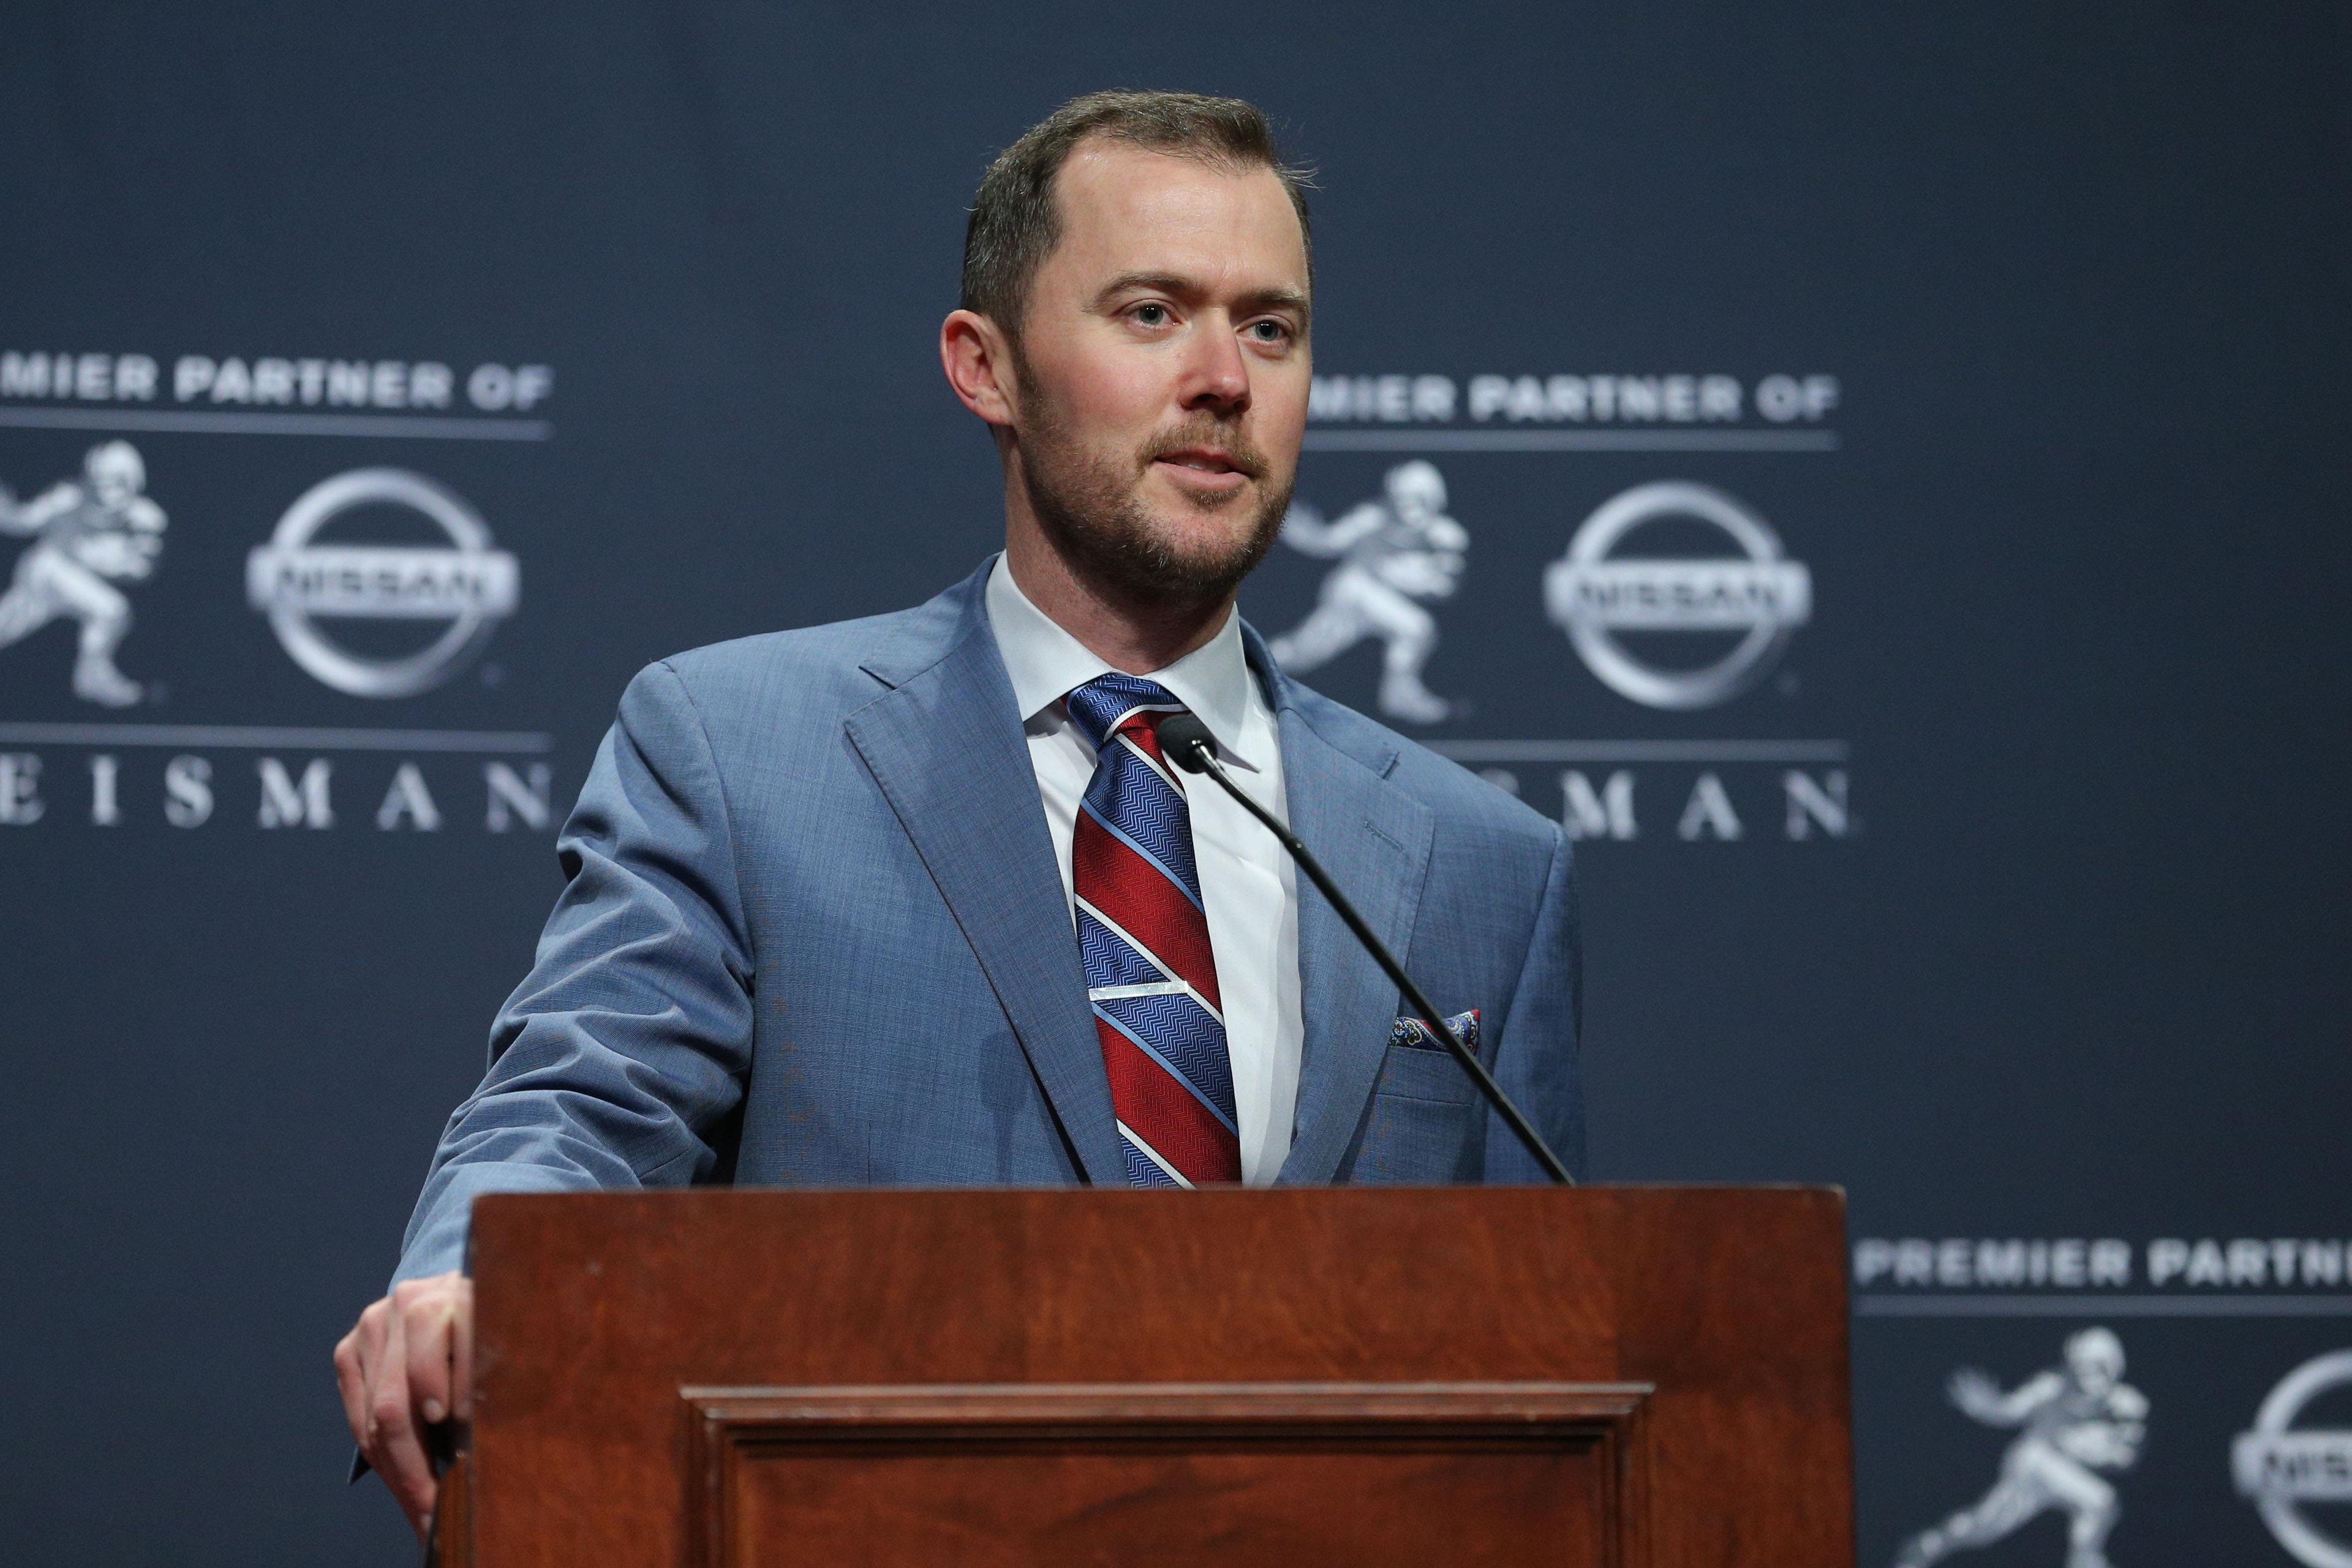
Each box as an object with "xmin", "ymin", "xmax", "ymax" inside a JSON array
[
  {"xmin": 404, "ymin": 1286, "xmax": 456, "ymax": 1428},
  {"xmin": 334, "ymin": 1325, "xmax": 371, "ymax": 1450},
  {"xmin": 367, "ymin": 1291, "xmax": 437, "ymax": 1534},
  {"xmin": 450, "ymin": 1276, "xmax": 475, "ymax": 1422},
  {"xmin": 339, "ymin": 1299, "xmax": 390, "ymax": 1449}
]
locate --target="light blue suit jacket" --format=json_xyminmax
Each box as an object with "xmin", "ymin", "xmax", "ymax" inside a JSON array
[{"xmin": 394, "ymin": 560, "xmax": 1583, "ymax": 1283}]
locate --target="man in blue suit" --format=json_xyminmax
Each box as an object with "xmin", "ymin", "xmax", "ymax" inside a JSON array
[{"xmin": 337, "ymin": 88, "xmax": 1582, "ymax": 1537}]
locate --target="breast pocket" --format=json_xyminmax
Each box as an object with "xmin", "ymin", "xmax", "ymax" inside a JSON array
[{"xmin": 1355, "ymin": 1039, "xmax": 1482, "ymax": 1183}]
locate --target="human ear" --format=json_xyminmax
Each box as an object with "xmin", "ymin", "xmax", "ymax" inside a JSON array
[{"xmin": 939, "ymin": 309, "xmax": 1018, "ymax": 428}]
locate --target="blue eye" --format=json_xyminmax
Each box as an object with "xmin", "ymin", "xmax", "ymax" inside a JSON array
[{"xmin": 1134, "ymin": 303, "xmax": 1169, "ymax": 326}]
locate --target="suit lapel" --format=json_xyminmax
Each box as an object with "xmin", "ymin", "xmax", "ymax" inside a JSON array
[
  {"xmin": 1268, "ymin": 690, "xmax": 1437, "ymax": 1185},
  {"xmin": 843, "ymin": 570, "xmax": 1125, "ymax": 1185}
]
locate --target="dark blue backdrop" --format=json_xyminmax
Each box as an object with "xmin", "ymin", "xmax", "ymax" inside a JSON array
[{"xmin": 4, "ymin": 5, "xmax": 2347, "ymax": 1563}]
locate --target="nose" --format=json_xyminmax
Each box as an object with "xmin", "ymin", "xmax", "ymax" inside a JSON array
[{"xmin": 1179, "ymin": 315, "xmax": 1251, "ymax": 415}]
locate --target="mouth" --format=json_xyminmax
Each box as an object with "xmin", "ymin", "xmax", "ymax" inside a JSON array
[{"xmin": 1151, "ymin": 448, "xmax": 1256, "ymax": 488}]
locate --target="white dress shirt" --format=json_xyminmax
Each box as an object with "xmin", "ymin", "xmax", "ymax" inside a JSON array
[{"xmin": 984, "ymin": 555, "xmax": 1303, "ymax": 1185}]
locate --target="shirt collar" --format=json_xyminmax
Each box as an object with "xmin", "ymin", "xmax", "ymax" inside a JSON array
[{"xmin": 984, "ymin": 553, "xmax": 1265, "ymax": 772}]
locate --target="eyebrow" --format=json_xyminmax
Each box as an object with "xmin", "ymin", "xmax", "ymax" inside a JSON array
[{"xmin": 1093, "ymin": 271, "xmax": 1311, "ymax": 320}]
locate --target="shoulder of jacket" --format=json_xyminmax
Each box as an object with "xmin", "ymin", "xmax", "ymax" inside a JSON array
[{"xmin": 1283, "ymin": 680, "xmax": 1559, "ymax": 849}]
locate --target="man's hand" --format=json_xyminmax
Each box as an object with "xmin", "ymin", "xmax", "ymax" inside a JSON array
[{"xmin": 334, "ymin": 1272, "xmax": 473, "ymax": 1541}]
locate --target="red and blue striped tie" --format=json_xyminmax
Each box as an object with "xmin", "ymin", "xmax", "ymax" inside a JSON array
[{"xmin": 1065, "ymin": 673, "xmax": 1242, "ymax": 1188}]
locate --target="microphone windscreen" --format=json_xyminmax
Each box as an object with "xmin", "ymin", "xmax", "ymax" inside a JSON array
[{"xmin": 1154, "ymin": 712, "xmax": 1216, "ymax": 772}]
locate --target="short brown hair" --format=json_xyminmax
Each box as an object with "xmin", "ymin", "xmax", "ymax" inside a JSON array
[{"xmin": 960, "ymin": 89, "xmax": 1314, "ymax": 335}]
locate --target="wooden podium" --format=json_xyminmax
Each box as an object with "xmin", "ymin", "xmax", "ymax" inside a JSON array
[{"xmin": 431, "ymin": 1186, "xmax": 1852, "ymax": 1567}]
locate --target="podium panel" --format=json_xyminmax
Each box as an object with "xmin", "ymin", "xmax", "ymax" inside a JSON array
[
  {"xmin": 688, "ymin": 1382, "xmax": 1649, "ymax": 1567},
  {"xmin": 440, "ymin": 1186, "xmax": 1850, "ymax": 1567}
]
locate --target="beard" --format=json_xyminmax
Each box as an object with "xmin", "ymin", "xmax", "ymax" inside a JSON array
[{"xmin": 1013, "ymin": 361, "xmax": 1294, "ymax": 608}]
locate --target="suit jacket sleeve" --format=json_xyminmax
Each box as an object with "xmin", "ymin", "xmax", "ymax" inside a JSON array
[
  {"xmin": 1483, "ymin": 823, "xmax": 1586, "ymax": 1183},
  {"xmin": 390, "ymin": 659, "xmax": 755, "ymax": 1283}
]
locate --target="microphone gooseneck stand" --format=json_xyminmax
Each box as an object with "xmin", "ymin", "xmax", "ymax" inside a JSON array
[{"xmin": 1153, "ymin": 712, "xmax": 1574, "ymax": 1186}]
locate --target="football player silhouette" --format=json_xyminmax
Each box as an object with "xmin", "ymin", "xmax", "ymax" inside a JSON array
[
  {"xmin": 0, "ymin": 441, "xmax": 166, "ymax": 706},
  {"xmin": 1268, "ymin": 459, "xmax": 1466, "ymax": 725},
  {"xmin": 1895, "ymin": 1329, "xmax": 2147, "ymax": 1568}
]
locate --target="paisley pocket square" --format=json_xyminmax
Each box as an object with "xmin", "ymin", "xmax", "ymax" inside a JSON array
[{"xmin": 1389, "ymin": 1008, "xmax": 1480, "ymax": 1058}]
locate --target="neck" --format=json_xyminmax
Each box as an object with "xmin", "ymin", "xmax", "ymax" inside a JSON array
[{"xmin": 1001, "ymin": 506, "xmax": 1234, "ymax": 678}]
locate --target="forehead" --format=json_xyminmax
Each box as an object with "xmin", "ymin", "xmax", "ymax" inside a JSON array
[{"xmin": 1041, "ymin": 139, "xmax": 1308, "ymax": 293}]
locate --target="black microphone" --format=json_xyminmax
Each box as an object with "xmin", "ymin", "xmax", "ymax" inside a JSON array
[{"xmin": 1155, "ymin": 712, "xmax": 1574, "ymax": 1185}]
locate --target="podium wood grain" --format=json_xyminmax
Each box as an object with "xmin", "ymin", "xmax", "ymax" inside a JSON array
[{"xmin": 437, "ymin": 1186, "xmax": 1851, "ymax": 1567}]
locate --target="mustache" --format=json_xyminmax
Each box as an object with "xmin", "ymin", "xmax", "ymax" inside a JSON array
[{"xmin": 1139, "ymin": 419, "xmax": 1268, "ymax": 480}]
